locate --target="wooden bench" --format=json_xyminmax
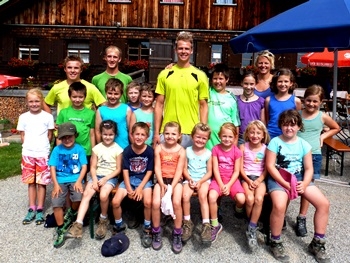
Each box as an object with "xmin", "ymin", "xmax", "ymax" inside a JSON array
[{"xmin": 324, "ymin": 137, "xmax": 350, "ymax": 176}]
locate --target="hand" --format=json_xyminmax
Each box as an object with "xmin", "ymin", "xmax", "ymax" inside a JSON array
[
  {"xmin": 52, "ymin": 185, "xmax": 62, "ymax": 198},
  {"xmin": 296, "ymin": 181, "xmax": 305, "ymax": 195},
  {"xmin": 127, "ymin": 190, "xmax": 135, "ymax": 199},
  {"xmin": 160, "ymin": 183, "xmax": 167, "ymax": 198},
  {"xmin": 195, "ymin": 181, "xmax": 202, "ymax": 191},
  {"xmin": 221, "ymin": 184, "xmax": 229, "ymax": 196},
  {"xmin": 189, "ymin": 180, "xmax": 196, "ymax": 189},
  {"xmin": 153, "ymin": 134, "xmax": 160, "ymax": 148},
  {"xmin": 165, "ymin": 63, "xmax": 175, "ymax": 69},
  {"xmin": 92, "ymin": 181, "xmax": 99, "ymax": 192},
  {"xmin": 74, "ymin": 181, "xmax": 84, "ymax": 193},
  {"xmin": 133, "ymin": 187, "xmax": 143, "ymax": 201},
  {"xmin": 98, "ymin": 177, "xmax": 107, "ymax": 187}
]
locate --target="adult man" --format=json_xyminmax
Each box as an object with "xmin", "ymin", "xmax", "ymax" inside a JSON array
[
  {"xmin": 43, "ymin": 55, "xmax": 106, "ymax": 115},
  {"xmin": 92, "ymin": 45, "xmax": 132, "ymax": 102},
  {"xmin": 153, "ymin": 31, "xmax": 209, "ymax": 148}
]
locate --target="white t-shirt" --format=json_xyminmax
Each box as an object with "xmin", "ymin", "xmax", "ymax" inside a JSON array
[
  {"xmin": 93, "ymin": 142, "xmax": 123, "ymax": 176},
  {"xmin": 17, "ymin": 111, "xmax": 54, "ymax": 157}
]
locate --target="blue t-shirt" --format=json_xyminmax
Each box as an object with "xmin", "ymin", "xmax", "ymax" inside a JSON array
[
  {"xmin": 267, "ymin": 136, "xmax": 311, "ymax": 176},
  {"xmin": 134, "ymin": 109, "xmax": 154, "ymax": 146},
  {"xmin": 48, "ymin": 144, "xmax": 87, "ymax": 184},
  {"xmin": 122, "ymin": 145, "xmax": 154, "ymax": 180},
  {"xmin": 186, "ymin": 146, "xmax": 212, "ymax": 182}
]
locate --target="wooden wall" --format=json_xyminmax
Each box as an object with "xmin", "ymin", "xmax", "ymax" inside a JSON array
[{"xmin": 8, "ymin": 0, "xmax": 272, "ymax": 31}]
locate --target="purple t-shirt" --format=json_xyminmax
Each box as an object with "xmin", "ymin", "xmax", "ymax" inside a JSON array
[{"xmin": 212, "ymin": 144, "xmax": 242, "ymax": 179}]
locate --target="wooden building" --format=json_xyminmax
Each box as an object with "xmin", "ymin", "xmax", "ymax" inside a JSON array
[{"xmin": 0, "ymin": 0, "xmax": 306, "ymax": 85}]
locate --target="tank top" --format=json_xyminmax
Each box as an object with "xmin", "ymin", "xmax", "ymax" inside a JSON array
[
  {"xmin": 243, "ymin": 142, "xmax": 266, "ymax": 177},
  {"xmin": 160, "ymin": 145, "xmax": 181, "ymax": 179},
  {"xmin": 298, "ymin": 111, "xmax": 323, "ymax": 154}
]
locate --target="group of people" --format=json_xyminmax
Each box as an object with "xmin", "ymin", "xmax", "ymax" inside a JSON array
[{"xmin": 16, "ymin": 31, "xmax": 338, "ymax": 263}]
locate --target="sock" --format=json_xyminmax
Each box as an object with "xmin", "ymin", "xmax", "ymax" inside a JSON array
[
  {"xmin": 249, "ymin": 221, "xmax": 258, "ymax": 228},
  {"xmin": 115, "ymin": 218, "xmax": 123, "ymax": 226},
  {"xmin": 76, "ymin": 219, "xmax": 84, "ymax": 225},
  {"xmin": 211, "ymin": 218, "xmax": 219, "ymax": 227},
  {"xmin": 235, "ymin": 206, "xmax": 243, "ymax": 213},
  {"xmin": 298, "ymin": 214, "xmax": 306, "ymax": 219},
  {"xmin": 37, "ymin": 206, "xmax": 43, "ymax": 212},
  {"xmin": 100, "ymin": 214, "xmax": 107, "ymax": 219},
  {"xmin": 37, "ymin": 209, "xmax": 43, "ymax": 213},
  {"xmin": 57, "ymin": 224, "xmax": 64, "ymax": 230},
  {"xmin": 271, "ymin": 234, "xmax": 281, "ymax": 241},
  {"xmin": 174, "ymin": 227, "xmax": 182, "ymax": 235},
  {"xmin": 184, "ymin": 215, "xmax": 191, "ymax": 221},
  {"xmin": 314, "ymin": 233, "xmax": 325, "ymax": 239},
  {"xmin": 29, "ymin": 205, "xmax": 36, "ymax": 211},
  {"xmin": 144, "ymin": 220, "xmax": 151, "ymax": 227},
  {"xmin": 152, "ymin": 226, "xmax": 160, "ymax": 233},
  {"xmin": 202, "ymin": 219, "xmax": 210, "ymax": 224}
]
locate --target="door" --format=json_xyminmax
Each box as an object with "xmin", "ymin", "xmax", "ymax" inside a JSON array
[{"xmin": 149, "ymin": 39, "xmax": 173, "ymax": 84}]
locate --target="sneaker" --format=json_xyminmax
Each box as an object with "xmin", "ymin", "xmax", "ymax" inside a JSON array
[
  {"xmin": 66, "ymin": 222, "xmax": 83, "ymax": 238},
  {"xmin": 308, "ymin": 237, "xmax": 331, "ymax": 263},
  {"xmin": 112, "ymin": 222, "xmax": 127, "ymax": 234},
  {"xmin": 270, "ymin": 239, "xmax": 290, "ymax": 262},
  {"xmin": 211, "ymin": 223, "xmax": 223, "ymax": 243},
  {"xmin": 201, "ymin": 223, "xmax": 212, "ymax": 245},
  {"xmin": 295, "ymin": 216, "xmax": 307, "ymax": 237},
  {"xmin": 172, "ymin": 231, "xmax": 183, "ymax": 254},
  {"xmin": 246, "ymin": 226, "xmax": 258, "ymax": 250},
  {"xmin": 35, "ymin": 211, "xmax": 45, "ymax": 225},
  {"xmin": 152, "ymin": 228, "xmax": 163, "ymax": 250},
  {"xmin": 22, "ymin": 209, "xmax": 36, "ymax": 225},
  {"xmin": 182, "ymin": 219, "xmax": 194, "ymax": 242},
  {"xmin": 63, "ymin": 208, "xmax": 77, "ymax": 231},
  {"xmin": 95, "ymin": 217, "xmax": 109, "ymax": 240},
  {"xmin": 54, "ymin": 227, "xmax": 66, "ymax": 248},
  {"xmin": 141, "ymin": 225, "xmax": 152, "ymax": 248}
]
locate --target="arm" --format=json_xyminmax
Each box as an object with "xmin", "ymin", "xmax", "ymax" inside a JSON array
[
  {"xmin": 239, "ymin": 144, "xmax": 251, "ymax": 184},
  {"xmin": 90, "ymin": 128, "xmax": 96, "ymax": 149},
  {"xmin": 182, "ymin": 158, "xmax": 193, "ymax": 181},
  {"xmin": 226, "ymin": 157, "xmax": 241, "ymax": 189},
  {"xmin": 95, "ymin": 109, "xmax": 102, "ymax": 144},
  {"xmin": 74, "ymin": 164, "xmax": 87, "ymax": 193},
  {"xmin": 320, "ymin": 113, "xmax": 340, "ymax": 147},
  {"xmin": 264, "ymin": 96, "xmax": 270, "ymax": 125},
  {"xmin": 295, "ymin": 97, "xmax": 302, "ymax": 111},
  {"xmin": 153, "ymin": 94, "xmax": 164, "ymax": 146},
  {"xmin": 212, "ymin": 156, "xmax": 224, "ymax": 190},
  {"xmin": 154, "ymin": 144, "xmax": 166, "ymax": 197},
  {"xmin": 129, "ymin": 112, "xmax": 137, "ymax": 143},
  {"xmin": 20, "ymin": 131, "xmax": 25, "ymax": 144},
  {"xmin": 99, "ymin": 153, "xmax": 122, "ymax": 185},
  {"xmin": 265, "ymin": 149, "xmax": 290, "ymax": 189},
  {"xmin": 199, "ymin": 99, "xmax": 208, "ymax": 124},
  {"xmin": 133, "ymin": 170, "xmax": 153, "ymax": 201},
  {"xmin": 90, "ymin": 151, "xmax": 99, "ymax": 191},
  {"xmin": 260, "ymin": 107, "xmax": 266, "ymax": 125},
  {"xmin": 298, "ymin": 151, "xmax": 313, "ymax": 194},
  {"xmin": 196, "ymin": 155, "xmax": 213, "ymax": 190},
  {"xmin": 171, "ymin": 147, "xmax": 186, "ymax": 190},
  {"xmin": 50, "ymin": 166, "xmax": 62, "ymax": 198},
  {"xmin": 42, "ymin": 102, "xmax": 52, "ymax": 114},
  {"xmin": 48, "ymin": 129, "xmax": 53, "ymax": 143}
]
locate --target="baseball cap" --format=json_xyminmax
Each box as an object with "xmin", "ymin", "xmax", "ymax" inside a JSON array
[
  {"xmin": 57, "ymin": 122, "xmax": 77, "ymax": 139},
  {"xmin": 101, "ymin": 233, "xmax": 130, "ymax": 257}
]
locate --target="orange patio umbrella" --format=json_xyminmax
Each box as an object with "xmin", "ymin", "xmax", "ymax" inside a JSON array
[{"xmin": 301, "ymin": 49, "xmax": 350, "ymax": 68}]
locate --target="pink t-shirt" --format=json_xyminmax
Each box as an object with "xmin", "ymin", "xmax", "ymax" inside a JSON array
[
  {"xmin": 212, "ymin": 144, "xmax": 242, "ymax": 179},
  {"xmin": 242, "ymin": 142, "xmax": 266, "ymax": 177}
]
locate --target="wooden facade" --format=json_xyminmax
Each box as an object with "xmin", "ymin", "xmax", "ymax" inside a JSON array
[{"xmin": 0, "ymin": 0, "xmax": 305, "ymax": 84}]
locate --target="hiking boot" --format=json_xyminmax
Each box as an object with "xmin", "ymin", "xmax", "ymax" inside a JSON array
[
  {"xmin": 182, "ymin": 219, "xmax": 194, "ymax": 242},
  {"xmin": 211, "ymin": 223, "xmax": 223, "ymax": 243},
  {"xmin": 63, "ymin": 208, "xmax": 77, "ymax": 231},
  {"xmin": 95, "ymin": 217, "xmax": 109, "ymax": 240},
  {"xmin": 270, "ymin": 239, "xmax": 290, "ymax": 262},
  {"xmin": 35, "ymin": 211, "xmax": 45, "ymax": 225},
  {"xmin": 295, "ymin": 216, "xmax": 307, "ymax": 237},
  {"xmin": 201, "ymin": 223, "xmax": 212, "ymax": 245},
  {"xmin": 22, "ymin": 209, "xmax": 36, "ymax": 225},
  {"xmin": 152, "ymin": 228, "xmax": 162, "ymax": 250},
  {"xmin": 54, "ymin": 227, "xmax": 66, "ymax": 248},
  {"xmin": 112, "ymin": 222, "xmax": 127, "ymax": 235},
  {"xmin": 308, "ymin": 237, "xmax": 330, "ymax": 263},
  {"xmin": 172, "ymin": 231, "xmax": 183, "ymax": 254},
  {"xmin": 141, "ymin": 225, "xmax": 152, "ymax": 248},
  {"xmin": 246, "ymin": 226, "xmax": 258, "ymax": 250},
  {"xmin": 66, "ymin": 222, "xmax": 83, "ymax": 238}
]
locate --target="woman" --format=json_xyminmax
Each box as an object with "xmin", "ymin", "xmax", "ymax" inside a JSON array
[{"xmin": 254, "ymin": 50, "xmax": 275, "ymax": 99}]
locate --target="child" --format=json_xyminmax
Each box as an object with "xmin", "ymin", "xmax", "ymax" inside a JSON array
[
  {"xmin": 126, "ymin": 81, "xmax": 142, "ymax": 112},
  {"xmin": 239, "ymin": 120, "xmax": 269, "ymax": 250},
  {"xmin": 207, "ymin": 63, "xmax": 240, "ymax": 149},
  {"xmin": 151, "ymin": 121, "xmax": 186, "ymax": 253},
  {"xmin": 17, "ymin": 88, "xmax": 54, "ymax": 225},
  {"xmin": 182, "ymin": 123, "xmax": 212, "ymax": 244},
  {"xmin": 266, "ymin": 109, "xmax": 330, "ymax": 262},
  {"xmin": 208, "ymin": 122, "xmax": 245, "ymax": 242},
  {"xmin": 129, "ymin": 83, "xmax": 155, "ymax": 146},
  {"xmin": 56, "ymin": 81, "xmax": 96, "ymax": 170},
  {"xmin": 265, "ymin": 68, "xmax": 302, "ymax": 139},
  {"xmin": 295, "ymin": 85, "xmax": 339, "ymax": 237},
  {"xmin": 112, "ymin": 122, "xmax": 154, "ymax": 248},
  {"xmin": 67, "ymin": 120, "xmax": 123, "ymax": 240},
  {"xmin": 49, "ymin": 122, "xmax": 87, "ymax": 248},
  {"xmin": 237, "ymin": 72, "xmax": 265, "ymax": 145},
  {"xmin": 95, "ymin": 78, "xmax": 131, "ymax": 149}
]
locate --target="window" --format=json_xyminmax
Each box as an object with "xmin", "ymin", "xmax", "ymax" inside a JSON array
[
  {"xmin": 211, "ymin": 44, "xmax": 222, "ymax": 64},
  {"xmin": 67, "ymin": 43, "xmax": 90, "ymax": 63},
  {"xmin": 161, "ymin": 0, "xmax": 183, "ymax": 3},
  {"xmin": 215, "ymin": 0, "xmax": 236, "ymax": 5},
  {"xmin": 18, "ymin": 45, "xmax": 39, "ymax": 60},
  {"xmin": 241, "ymin": 53, "xmax": 254, "ymax": 67},
  {"xmin": 297, "ymin": 53, "xmax": 307, "ymax": 68},
  {"xmin": 128, "ymin": 40, "xmax": 149, "ymax": 61},
  {"xmin": 108, "ymin": 0, "xmax": 131, "ymax": 3}
]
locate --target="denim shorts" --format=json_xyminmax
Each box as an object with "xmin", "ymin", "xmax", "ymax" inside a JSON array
[
  {"xmin": 312, "ymin": 154, "xmax": 322, "ymax": 180},
  {"xmin": 267, "ymin": 172, "xmax": 314, "ymax": 193},
  {"xmin": 119, "ymin": 175, "xmax": 153, "ymax": 190},
  {"xmin": 88, "ymin": 175, "xmax": 118, "ymax": 188}
]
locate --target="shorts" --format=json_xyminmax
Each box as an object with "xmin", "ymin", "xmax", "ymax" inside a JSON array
[
  {"xmin": 183, "ymin": 179, "xmax": 211, "ymax": 185},
  {"xmin": 119, "ymin": 175, "xmax": 153, "ymax": 190},
  {"xmin": 238, "ymin": 135, "xmax": 245, "ymax": 146},
  {"xmin": 241, "ymin": 175, "xmax": 264, "ymax": 184},
  {"xmin": 160, "ymin": 133, "xmax": 192, "ymax": 149},
  {"xmin": 52, "ymin": 182, "xmax": 83, "ymax": 208},
  {"xmin": 209, "ymin": 177, "xmax": 244, "ymax": 199},
  {"xmin": 21, "ymin": 156, "xmax": 51, "ymax": 185},
  {"xmin": 267, "ymin": 172, "xmax": 314, "ymax": 193},
  {"xmin": 88, "ymin": 175, "xmax": 118, "ymax": 188},
  {"xmin": 312, "ymin": 154, "xmax": 322, "ymax": 180},
  {"xmin": 158, "ymin": 177, "xmax": 183, "ymax": 186}
]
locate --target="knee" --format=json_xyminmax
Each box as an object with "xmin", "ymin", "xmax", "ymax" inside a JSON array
[
  {"xmin": 254, "ymin": 195, "xmax": 264, "ymax": 206},
  {"xmin": 143, "ymin": 199, "xmax": 152, "ymax": 209},
  {"xmin": 246, "ymin": 195, "xmax": 254, "ymax": 206},
  {"xmin": 111, "ymin": 198, "xmax": 121, "ymax": 208},
  {"xmin": 172, "ymin": 199, "xmax": 181, "ymax": 209},
  {"xmin": 182, "ymin": 194, "xmax": 190, "ymax": 203},
  {"xmin": 99, "ymin": 193, "xmax": 109, "ymax": 202}
]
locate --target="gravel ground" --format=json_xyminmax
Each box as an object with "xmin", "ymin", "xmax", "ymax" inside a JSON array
[{"xmin": 1, "ymin": 153, "xmax": 350, "ymax": 263}]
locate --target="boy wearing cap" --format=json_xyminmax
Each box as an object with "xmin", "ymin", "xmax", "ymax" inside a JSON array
[{"xmin": 49, "ymin": 122, "xmax": 87, "ymax": 248}]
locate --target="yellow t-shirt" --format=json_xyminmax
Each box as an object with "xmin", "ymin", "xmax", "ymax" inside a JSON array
[{"xmin": 93, "ymin": 142, "xmax": 123, "ymax": 176}]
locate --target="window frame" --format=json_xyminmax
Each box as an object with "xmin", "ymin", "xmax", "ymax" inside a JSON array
[
  {"xmin": 18, "ymin": 45, "xmax": 39, "ymax": 61},
  {"xmin": 160, "ymin": 0, "xmax": 184, "ymax": 4},
  {"xmin": 213, "ymin": 0, "xmax": 237, "ymax": 6},
  {"xmin": 67, "ymin": 42, "xmax": 90, "ymax": 63},
  {"xmin": 128, "ymin": 40, "xmax": 150, "ymax": 61}
]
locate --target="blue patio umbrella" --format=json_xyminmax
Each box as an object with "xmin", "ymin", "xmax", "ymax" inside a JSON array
[{"xmin": 229, "ymin": 0, "xmax": 350, "ymax": 118}]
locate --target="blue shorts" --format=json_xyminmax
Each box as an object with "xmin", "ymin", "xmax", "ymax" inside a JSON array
[
  {"xmin": 119, "ymin": 175, "xmax": 153, "ymax": 190},
  {"xmin": 312, "ymin": 154, "xmax": 322, "ymax": 180},
  {"xmin": 267, "ymin": 172, "xmax": 314, "ymax": 193},
  {"xmin": 88, "ymin": 175, "xmax": 118, "ymax": 188}
]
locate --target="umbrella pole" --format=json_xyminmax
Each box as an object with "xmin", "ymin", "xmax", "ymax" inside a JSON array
[{"xmin": 332, "ymin": 50, "xmax": 338, "ymax": 120}]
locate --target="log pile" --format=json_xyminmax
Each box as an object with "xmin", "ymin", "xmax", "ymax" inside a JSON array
[{"xmin": 0, "ymin": 97, "xmax": 27, "ymax": 127}]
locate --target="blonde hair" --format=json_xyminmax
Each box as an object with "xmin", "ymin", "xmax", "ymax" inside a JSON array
[
  {"xmin": 176, "ymin": 31, "xmax": 193, "ymax": 48},
  {"xmin": 105, "ymin": 45, "xmax": 122, "ymax": 58},
  {"xmin": 243, "ymin": 120, "xmax": 270, "ymax": 144},
  {"xmin": 126, "ymin": 81, "xmax": 141, "ymax": 94},
  {"xmin": 26, "ymin": 88, "xmax": 44, "ymax": 102},
  {"xmin": 254, "ymin": 50, "xmax": 275, "ymax": 70},
  {"xmin": 304, "ymin": 84, "xmax": 324, "ymax": 101},
  {"xmin": 163, "ymin": 121, "xmax": 182, "ymax": 143},
  {"xmin": 218, "ymin": 122, "xmax": 237, "ymax": 137},
  {"xmin": 191, "ymin": 123, "xmax": 211, "ymax": 138}
]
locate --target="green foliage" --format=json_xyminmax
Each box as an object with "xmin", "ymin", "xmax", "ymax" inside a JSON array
[{"xmin": 0, "ymin": 143, "xmax": 22, "ymax": 179}]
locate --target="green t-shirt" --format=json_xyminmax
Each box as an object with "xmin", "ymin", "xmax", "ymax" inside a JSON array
[
  {"xmin": 91, "ymin": 71, "xmax": 132, "ymax": 102},
  {"xmin": 155, "ymin": 65, "xmax": 209, "ymax": 135},
  {"xmin": 44, "ymin": 79, "xmax": 106, "ymax": 115},
  {"xmin": 206, "ymin": 87, "xmax": 241, "ymax": 150},
  {"xmin": 56, "ymin": 106, "xmax": 95, "ymax": 155}
]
